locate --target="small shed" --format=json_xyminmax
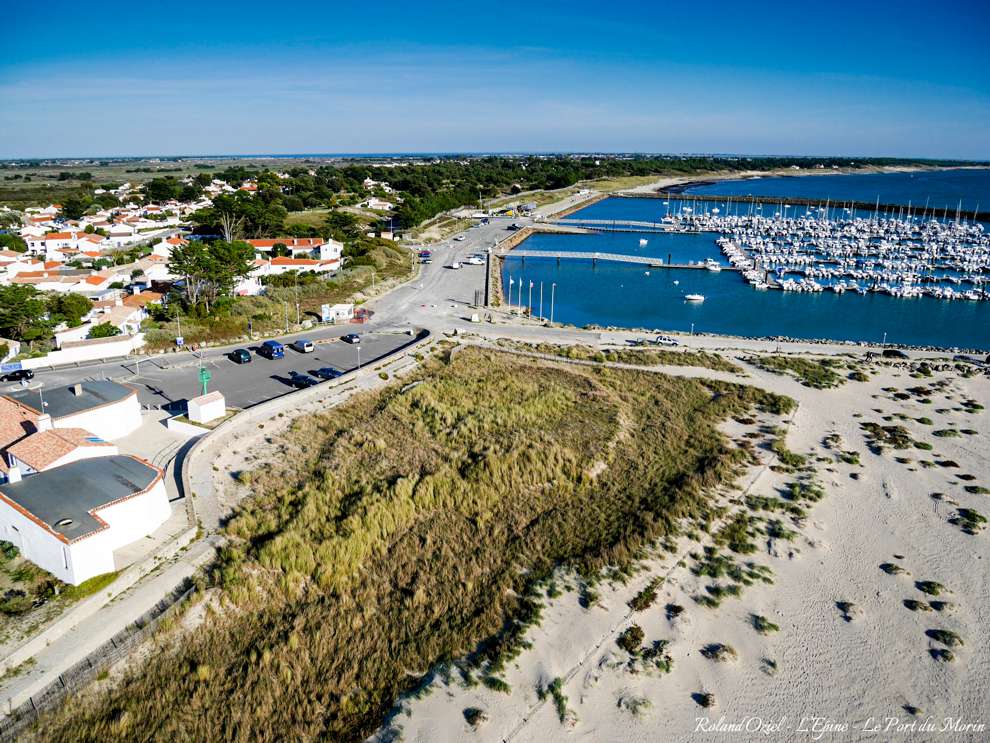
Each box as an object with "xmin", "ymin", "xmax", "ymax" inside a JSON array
[{"xmin": 188, "ymin": 391, "xmax": 225, "ymax": 424}]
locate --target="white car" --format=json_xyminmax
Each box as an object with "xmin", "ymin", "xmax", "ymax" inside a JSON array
[
  {"xmin": 450, "ymin": 261, "xmax": 461, "ymax": 269},
  {"xmin": 654, "ymin": 335, "xmax": 679, "ymax": 347},
  {"xmin": 454, "ymin": 235, "xmax": 467, "ymax": 241}
]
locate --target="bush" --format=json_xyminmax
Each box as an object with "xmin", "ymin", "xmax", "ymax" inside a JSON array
[{"xmin": 617, "ymin": 625, "xmax": 645, "ymax": 655}]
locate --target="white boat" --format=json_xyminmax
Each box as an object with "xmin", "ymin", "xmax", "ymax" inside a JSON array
[
  {"xmin": 705, "ymin": 259, "xmax": 722, "ymax": 272},
  {"xmin": 684, "ymin": 293, "xmax": 705, "ymax": 302},
  {"xmin": 639, "ymin": 238, "xmax": 648, "ymax": 247}
]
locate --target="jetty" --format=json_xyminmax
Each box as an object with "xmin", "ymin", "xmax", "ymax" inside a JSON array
[
  {"xmin": 497, "ymin": 249, "xmax": 739, "ymax": 270},
  {"xmin": 551, "ymin": 218, "xmax": 675, "ymax": 233}
]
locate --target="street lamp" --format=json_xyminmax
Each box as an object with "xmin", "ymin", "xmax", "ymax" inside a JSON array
[
  {"xmin": 356, "ymin": 344, "xmax": 361, "ymax": 370},
  {"xmin": 550, "ymin": 283, "xmax": 556, "ymax": 324}
]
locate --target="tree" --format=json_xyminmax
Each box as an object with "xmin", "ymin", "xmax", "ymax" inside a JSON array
[
  {"xmin": 144, "ymin": 177, "xmax": 182, "ymax": 203},
  {"xmin": 47, "ymin": 293, "xmax": 92, "ymax": 328},
  {"xmin": 89, "ymin": 322, "xmax": 121, "ymax": 339},
  {"xmin": 169, "ymin": 240, "xmax": 255, "ymax": 314},
  {"xmin": 0, "ymin": 285, "xmax": 50, "ymax": 341},
  {"xmin": 60, "ymin": 193, "xmax": 92, "ymax": 220},
  {"xmin": 0, "ymin": 233, "xmax": 27, "ymax": 252}
]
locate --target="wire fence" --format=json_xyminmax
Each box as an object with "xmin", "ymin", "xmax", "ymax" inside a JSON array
[{"xmin": 0, "ymin": 578, "xmax": 195, "ymax": 741}]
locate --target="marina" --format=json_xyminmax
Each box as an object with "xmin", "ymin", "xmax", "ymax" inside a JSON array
[{"xmin": 501, "ymin": 173, "xmax": 990, "ymax": 349}]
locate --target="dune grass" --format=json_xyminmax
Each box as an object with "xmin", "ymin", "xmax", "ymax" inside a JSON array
[
  {"xmin": 32, "ymin": 347, "xmax": 792, "ymax": 743},
  {"xmin": 504, "ymin": 341, "xmax": 743, "ymax": 374},
  {"xmin": 748, "ymin": 355, "xmax": 844, "ymax": 389}
]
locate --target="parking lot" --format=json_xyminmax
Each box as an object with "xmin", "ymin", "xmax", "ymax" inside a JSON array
[{"xmin": 9, "ymin": 331, "xmax": 418, "ymax": 411}]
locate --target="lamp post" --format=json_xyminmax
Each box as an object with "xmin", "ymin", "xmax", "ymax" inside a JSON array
[
  {"xmin": 528, "ymin": 281, "xmax": 533, "ymax": 317},
  {"xmin": 356, "ymin": 344, "xmax": 361, "ymax": 371},
  {"xmin": 550, "ymin": 283, "xmax": 556, "ymax": 324},
  {"xmin": 538, "ymin": 282, "xmax": 544, "ymax": 321},
  {"xmin": 882, "ymin": 331, "xmax": 887, "ymax": 349}
]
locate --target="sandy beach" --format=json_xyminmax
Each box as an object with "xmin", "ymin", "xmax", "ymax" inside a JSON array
[{"xmin": 373, "ymin": 349, "xmax": 990, "ymax": 742}]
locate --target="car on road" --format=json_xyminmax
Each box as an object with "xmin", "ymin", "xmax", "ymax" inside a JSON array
[
  {"xmin": 881, "ymin": 349, "xmax": 909, "ymax": 359},
  {"xmin": 465, "ymin": 256, "xmax": 484, "ymax": 265},
  {"xmin": 508, "ymin": 223, "xmax": 522, "ymax": 231},
  {"xmin": 229, "ymin": 348, "xmax": 252, "ymax": 364},
  {"xmin": 454, "ymin": 235, "xmax": 467, "ymax": 241},
  {"xmin": 291, "ymin": 339, "xmax": 315, "ymax": 353},
  {"xmin": 417, "ymin": 250, "xmax": 432, "ymax": 258},
  {"xmin": 1, "ymin": 369, "xmax": 34, "ymax": 382},
  {"xmin": 654, "ymin": 335, "xmax": 679, "ymax": 347},
  {"xmin": 288, "ymin": 371, "xmax": 319, "ymax": 388},
  {"xmin": 258, "ymin": 340, "xmax": 285, "ymax": 359},
  {"xmin": 420, "ymin": 257, "xmax": 432, "ymax": 264},
  {"xmin": 449, "ymin": 261, "xmax": 461, "ymax": 269},
  {"xmin": 313, "ymin": 366, "xmax": 343, "ymax": 380},
  {"xmin": 340, "ymin": 333, "xmax": 361, "ymax": 344}
]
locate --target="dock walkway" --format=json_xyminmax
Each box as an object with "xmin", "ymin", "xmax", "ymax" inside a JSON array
[{"xmin": 497, "ymin": 250, "xmax": 739, "ymax": 270}]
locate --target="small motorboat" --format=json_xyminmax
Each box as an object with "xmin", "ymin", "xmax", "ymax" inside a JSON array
[
  {"xmin": 639, "ymin": 238, "xmax": 648, "ymax": 247},
  {"xmin": 684, "ymin": 293, "xmax": 705, "ymax": 302}
]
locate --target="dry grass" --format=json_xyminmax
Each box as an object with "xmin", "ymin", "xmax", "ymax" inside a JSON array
[
  {"xmin": 32, "ymin": 347, "xmax": 792, "ymax": 742},
  {"xmin": 504, "ymin": 340, "xmax": 743, "ymax": 374}
]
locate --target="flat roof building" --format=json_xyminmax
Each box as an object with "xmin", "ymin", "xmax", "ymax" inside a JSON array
[
  {"xmin": 0, "ymin": 455, "xmax": 169, "ymax": 585},
  {"xmin": 3, "ymin": 380, "xmax": 142, "ymax": 441}
]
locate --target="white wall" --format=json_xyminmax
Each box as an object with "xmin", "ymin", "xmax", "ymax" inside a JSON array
[
  {"xmin": 20, "ymin": 334, "xmax": 145, "ymax": 370},
  {"xmin": 55, "ymin": 392, "xmax": 141, "ymax": 441},
  {"xmin": 93, "ymin": 479, "xmax": 170, "ymax": 552},
  {"xmin": 0, "ymin": 499, "xmax": 81, "ymax": 584}
]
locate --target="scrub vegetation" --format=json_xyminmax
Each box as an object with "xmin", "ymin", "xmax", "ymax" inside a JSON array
[
  {"xmin": 31, "ymin": 346, "xmax": 793, "ymax": 742},
  {"xmin": 748, "ymin": 355, "xmax": 844, "ymax": 389}
]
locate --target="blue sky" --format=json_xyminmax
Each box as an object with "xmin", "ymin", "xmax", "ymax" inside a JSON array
[{"xmin": 3, "ymin": 0, "xmax": 989, "ymax": 159}]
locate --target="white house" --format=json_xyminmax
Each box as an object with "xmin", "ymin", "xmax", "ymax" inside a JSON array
[
  {"xmin": 3, "ymin": 380, "xmax": 142, "ymax": 441},
  {"xmin": 245, "ymin": 237, "xmax": 342, "ymax": 261},
  {"xmin": 0, "ymin": 455, "xmax": 169, "ymax": 585},
  {"xmin": 6, "ymin": 422, "xmax": 117, "ymax": 475}
]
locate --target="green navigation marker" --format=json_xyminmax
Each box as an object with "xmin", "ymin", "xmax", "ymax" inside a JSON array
[{"xmin": 199, "ymin": 367, "xmax": 212, "ymax": 396}]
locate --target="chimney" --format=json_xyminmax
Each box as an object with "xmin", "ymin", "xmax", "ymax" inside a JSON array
[
  {"xmin": 36, "ymin": 413, "xmax": 53, "ymax": 432},
  {"xmin": 71, "ymin": 383, "xmax": 83, "ymax": 396},
  {"xmin": 7, "ymin": 466, "xmax": 22, "ymax": 484}
]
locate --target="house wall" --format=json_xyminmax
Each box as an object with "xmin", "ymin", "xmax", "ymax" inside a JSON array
[
  {"xmin": 0, "ymin": 499, "xmax": 116, "ymax": 584},
  {"xmin": 55, "ymin": 393, "xmax": 141, "ymax": 440},
  {"xmin": 93, "ymin": 479, "xmax": 170, "ymax": 552}
]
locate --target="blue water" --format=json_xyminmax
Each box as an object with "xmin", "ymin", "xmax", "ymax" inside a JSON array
[
  {"xmin": 504, "ymin": 171, "xmax": 990, "ymax": 349},
  {"xmin": 683, "ymin": 168, "xmax": 990, "ymax": 214}
]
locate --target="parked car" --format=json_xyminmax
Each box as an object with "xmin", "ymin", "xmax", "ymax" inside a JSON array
[
  {"xmin": 881, "ymin": 349, "xmax": 909, "ymax": 359},
  {"xmin": 454, "ymin": 235, "xmax": 467, "ymax": 241},
  {"xmin": 229, "ymin": 348, "xmax": 251, "ymax": 364},
  {"xmin": 417, "ymin": 250, "xmax": 432, "ymax": 258},
  {"xmin": 258, "ymin": 340, "xmax": 285, "ymax": 359},
  {"xmin": 341, "ymin": 333, "xmax": 361, "ymax": 344},
  {"xmin": 314, "ymin": 366, "xmax": 343, "ymax": 380},
  {"xmin": 449, "ymin": 261, "xmax": 461, "ymax": 270},
  {"xmin": 465, "ymin": 256, "xmax": 484, "ymax": 265},
  {"xmin": 654, "ymin": 335, "xmax": 679, "ymax": 347},
  {"xmin": 291, "ymin": 339, "xmax": 315, "ymax": 353},
  {"xmin": 1, "ymin": 369, "xmax": 34, "ymax": 382},
  {"xmin": 288, "ymin": 371, "xmax": 319, "ymax": 388}
]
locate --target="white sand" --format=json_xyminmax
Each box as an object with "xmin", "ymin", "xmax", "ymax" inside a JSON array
[{"xmin": 379, "ymin": 358, "xmax": 990, "ymax": 742}]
